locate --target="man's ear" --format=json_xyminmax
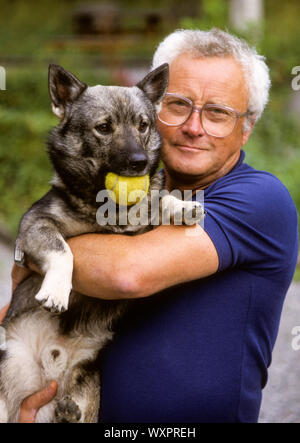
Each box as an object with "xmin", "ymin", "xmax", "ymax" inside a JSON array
[
  {"xmin": 48, "ymin": 64, "xmax": 87, "ymax": 119},
  {"xmin": 136, "ymin": 63, "xmax": 169, "ymax": 106},
  {"xmin": 242, "ymin": 116, "xmax": 256, "ymax": 146}
]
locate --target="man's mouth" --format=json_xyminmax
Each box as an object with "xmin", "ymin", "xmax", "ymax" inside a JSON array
[{"xmin": 173, "ymin": 144, "xmax": 209, "ymax": 153}]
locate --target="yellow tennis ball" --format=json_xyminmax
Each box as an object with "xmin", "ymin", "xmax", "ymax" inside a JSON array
[{"xmin": 105, "ymin": 172, "xmax": 150, "ymax": 206}]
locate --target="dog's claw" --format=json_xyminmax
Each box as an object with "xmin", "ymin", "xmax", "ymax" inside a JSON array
[
  {"xmin": 43, "ymin": 304, "xmax": 60, "ymax": 314},
  {"xmin": 35, "ymin": 292, "xmax": 69, "ymax": 314},
  {"xmin": 35, "ymin": 279, "xmax": 71, "ymax": 314}
]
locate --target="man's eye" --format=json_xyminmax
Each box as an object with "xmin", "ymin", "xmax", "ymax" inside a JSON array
[
  {"xmin": 174, "ymin": 100, "xmax": 187, "ymax": 107},
  {"xmin": 209, "ymin": 107, "xmax": 231, "ymax": 116},
  {"xmin": 139, "ymin": 121, "xmax": 149, "ymax": 133},
  {"xmin": 166, "ymin": 99, "xmax": 188, "ymax": 107},
  {"xmin": 205, "ymin": 107, "xmax": 232, "ymax": 121},
  {"xmin": 95, "ymin": 123, "xmax": 112, "ymax": 134}
]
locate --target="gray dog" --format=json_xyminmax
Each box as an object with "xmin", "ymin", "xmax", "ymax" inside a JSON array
[{"xmin": 0, "ymin": 64, "xmax": 204, "ymax": 422}]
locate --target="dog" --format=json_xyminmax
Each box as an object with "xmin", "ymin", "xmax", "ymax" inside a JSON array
[{"xmin": 0, "ymin": 63, "xmax": 204, "ymax": 422}]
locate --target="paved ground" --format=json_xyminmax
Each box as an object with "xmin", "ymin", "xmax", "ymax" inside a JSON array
[
  {"xmin": 0, "ymin": 241, "xmax": 299, "ymax": 422},
  {"xmin": 259, "ymin": 281, "xmax": 300, "ymax": 423}
]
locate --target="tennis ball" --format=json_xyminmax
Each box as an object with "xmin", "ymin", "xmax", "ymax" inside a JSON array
[{"xmin": 105, "ymin": 172, "xmax": 150, "ymax": 206}]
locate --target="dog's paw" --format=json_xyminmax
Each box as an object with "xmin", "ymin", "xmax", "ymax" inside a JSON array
[
  {"xmin": 182, "ymin": 201, "xmax": 205, "ymax": 225},
  {"xmin": 35, "ymin": 288, "xmax": 70, "ymax": 313},
  {"xmin": 55, "ymin": 397, "xmax": 82, "ymax": 423}
]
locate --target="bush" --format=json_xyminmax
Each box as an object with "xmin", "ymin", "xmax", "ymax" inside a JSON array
[
  {"xmin": 1, "ymin": 0, "xmax": 299, "ymax": 239},
  {"xmin": 0, "ymin": 65, "xmax": 110, "ymax": 235}
]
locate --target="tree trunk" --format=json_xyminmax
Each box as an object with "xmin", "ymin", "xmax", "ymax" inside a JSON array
[{"xmin": 229, "ymin": 0, "xmax": 263, "ymax": 31}]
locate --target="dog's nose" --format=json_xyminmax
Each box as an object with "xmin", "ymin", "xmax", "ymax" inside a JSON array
[{"xmin": 130, "ymin": 152, "xmax": 148, "ymax": 172}]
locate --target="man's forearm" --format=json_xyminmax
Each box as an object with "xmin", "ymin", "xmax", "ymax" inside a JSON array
[
  {"xmin": 0, "ymin": 304, "xmax": 9, "ymax": 323},
  {"xmin": 67, "ymin": 233, "xmax": 140, "ymax": 300},
  {"xmin": 67, "ymin": 224, "xmax": 218, "ymax": 300}
]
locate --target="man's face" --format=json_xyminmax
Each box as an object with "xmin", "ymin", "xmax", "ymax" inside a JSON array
[{"xmin": 157, "ymin": 53, "xmax": 252, "ymax": 188}]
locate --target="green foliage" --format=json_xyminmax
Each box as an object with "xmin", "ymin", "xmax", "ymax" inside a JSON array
[
  {"xmin": 181, "ymin": 0, "xmax": 227, "ymax": 30},
  {"xmin": 0, "ymin": 0, "xmax": 300, "ymax": 244},
  {"xmin": 0, "ymin": 66, "xmax": 109, "ymax": 235},
  {"xmin": 0, "ymin": 0, "xmax": 72, "ymax": 57},
  {"xmin": 245, "ymin": 111, "xmax": 300, "ymax": 216}
]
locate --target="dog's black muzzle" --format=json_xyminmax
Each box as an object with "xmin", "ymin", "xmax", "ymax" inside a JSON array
[{"xmin": 109, "ymin": 136, "xmax": 149, "ymax": 177}]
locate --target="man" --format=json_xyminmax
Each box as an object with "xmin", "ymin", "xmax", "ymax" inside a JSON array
[{"xmin": 1, "ymin": 28, "xmax": 298, "ymax": 423}]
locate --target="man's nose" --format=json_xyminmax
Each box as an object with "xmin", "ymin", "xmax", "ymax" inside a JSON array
[{"xmin": 182, "ymin": 110, "xmax": 206, "ymax": 137}]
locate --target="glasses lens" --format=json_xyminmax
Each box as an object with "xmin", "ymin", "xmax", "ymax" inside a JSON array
[
  {"xmin": 159, "ymin": 95, "xmax": 192, "ymax": 126},
  {"xmin": 202, "ymin": 105, "xmax": 236, "ymax": 137}
]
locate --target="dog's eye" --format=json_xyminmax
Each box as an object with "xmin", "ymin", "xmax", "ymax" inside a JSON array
[
  {"xmin": 95, "ymin": 123, "xmax": 112, "ymax": 134},
  {"xmin": 139, "ymin": 121, "xmax": 149, "ymax": 133}
]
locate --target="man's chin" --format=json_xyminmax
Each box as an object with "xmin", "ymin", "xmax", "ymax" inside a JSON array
[
  {"xmin": 163, "ymin": 161, "xmax": 208, "ymax": 185},
  {"xmin": 162, "ymin": 149, "xmax": 211, "ymax": 178}
]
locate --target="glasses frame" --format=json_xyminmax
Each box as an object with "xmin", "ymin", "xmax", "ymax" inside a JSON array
[{"xmin": 158, "ymin": 92, "xmax": 250, "ymax": 138}]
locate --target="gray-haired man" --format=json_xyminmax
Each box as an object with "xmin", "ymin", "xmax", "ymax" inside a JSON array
[{"xmin": 4, "ymin": 28, "xmax": 298, "ymax": 423}]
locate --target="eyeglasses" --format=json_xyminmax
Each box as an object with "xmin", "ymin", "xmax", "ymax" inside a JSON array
[{"xmin": 158, "ymin": 93, "xmax": 250, "ymax": 138}]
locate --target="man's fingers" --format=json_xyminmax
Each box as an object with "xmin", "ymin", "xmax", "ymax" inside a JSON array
[
  {"xmin": 18, "ymin": 381, "xmax": 58, "ymax": 423},
  {"xmin": 0, "ymin": 303, "xmax": 10, "ymax": 323}
]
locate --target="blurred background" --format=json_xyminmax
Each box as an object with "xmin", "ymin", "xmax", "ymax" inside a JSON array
[
  {"xmin": 0, "ymin": 0, "xmax": 300, "ymax": 422},
  {"xmin": 0, "ymin": 0, "xmax": 299, "ymax": 237}
]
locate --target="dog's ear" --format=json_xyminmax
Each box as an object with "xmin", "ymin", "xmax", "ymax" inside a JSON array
[
  {"xmin": 136, "ymin": 63, "xmax": 169, "ymax": 106},
  {"xmin": 48, "ymin": 64, "xmax": 87, "ymax": 119}
]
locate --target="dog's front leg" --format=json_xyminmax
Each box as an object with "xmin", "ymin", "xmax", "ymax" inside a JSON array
[{"xmin": 15, "ymin": 217, "xmax": 73, "ymax": 313}]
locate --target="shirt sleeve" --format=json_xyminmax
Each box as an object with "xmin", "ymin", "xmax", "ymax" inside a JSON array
[{"xmin": 201, "ymin": 171, "xmax": 299, "ymax": 278}]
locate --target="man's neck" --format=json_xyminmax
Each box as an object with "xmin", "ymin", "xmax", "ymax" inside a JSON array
[
  {"xmin": 164, "ymin": 151, "xmax": 242, "ymax": 193},
  {"xmin": 165, "ymin": 172, "xmax": 212, "ymax": 193}
]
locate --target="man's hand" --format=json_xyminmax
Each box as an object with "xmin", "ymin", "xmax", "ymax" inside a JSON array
[
  {"xmin": 0, "ymin": 264, "xmax": 33, "ymax": 323},
  {"xmin": 11, "ymin": 263, "xmax": 33, "ymax": 296},
  {"xmin": 0, "ymin": 304, "xmax": 9, "ymax": 323},
  {"xmin": 1, "ymin": 262, "xmax": 36, "ymax": 322},
  {"xmin": 18, "ymin": 381, "xmax": 58, "ymax": 423}
]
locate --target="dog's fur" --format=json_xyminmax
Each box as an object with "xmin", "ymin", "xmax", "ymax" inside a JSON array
[{"xmin": 0, "ymin": 64, "xmax": 203, "ymax": 422}]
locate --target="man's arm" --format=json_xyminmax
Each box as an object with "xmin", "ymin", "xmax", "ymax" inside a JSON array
[
  {"xmin": 0, "ymin": 304, "xmax": 9, "ymax": 323},
  {"xmin": 68, "ymin": 224, "xmax": 219, "ymax": 300},
  {"xmin": 5, "ymin": 223, "xmax": 218, "ymax": 422},
  {"xmin": 0, "ymin": 265, "xmax": 34, "ymax": 323}
]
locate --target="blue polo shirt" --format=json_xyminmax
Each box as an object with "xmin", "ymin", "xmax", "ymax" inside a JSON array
[{"xmin": 99, "ymin": 150, "xmax": 298, "ymax": 423}]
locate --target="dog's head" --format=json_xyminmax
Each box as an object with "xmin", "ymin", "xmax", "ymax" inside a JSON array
[{"xmin": 47, "ymin": 63, "xmax": 169, "ymax": 200}]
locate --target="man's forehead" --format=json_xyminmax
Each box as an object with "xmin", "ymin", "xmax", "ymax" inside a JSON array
[
  {"xmin": 169, "ymin": 53, "xmax": 244, "ymax": 77},
  {"xmin": 168, "ymin": 53, "xmax": 249, "ymax": 107}
]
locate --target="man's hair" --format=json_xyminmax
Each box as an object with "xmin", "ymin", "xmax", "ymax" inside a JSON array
[{"xmin": 151, "ymin": 28, "xmax": 271, "ymax": 128}]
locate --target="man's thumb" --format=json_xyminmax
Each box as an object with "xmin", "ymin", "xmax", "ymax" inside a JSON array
[{"xmin": 19, "ymin": 381, "xmax": 58, "ymax": 423}]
